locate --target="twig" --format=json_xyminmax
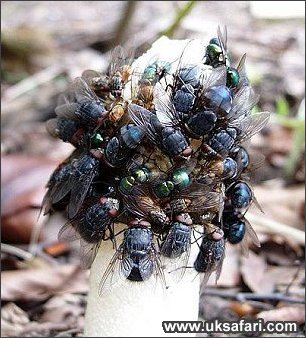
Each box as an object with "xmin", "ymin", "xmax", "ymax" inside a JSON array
[
  {"xmin": 247, "ymin": 212, "xmax": 305, "ymax": 245},
  {"xmin": 1, "ymin": 243, "xmax": 34, "ymax": 261},
  {"xmin": 2, "ymin": 63, "xmax": 65, "ymax": 104},
  {"xmin": 202, "ymin": 290, "xmax": 305, "ymax": 304},
  {"xmin": 112, "ymin": 1, "xmax": 137, "ymax": 47},
  {"xmin": 284, "ymin": 263, "xmax": 303, "ymax": 296},
  {"xmin": 160, "ymin": 1, "xmax": 197, "ymax": 38}
]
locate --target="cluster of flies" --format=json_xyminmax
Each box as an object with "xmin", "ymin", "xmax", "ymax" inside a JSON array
[{"xmin": 42, "ymin": 27, "xmax": 269, "ymax": 292}]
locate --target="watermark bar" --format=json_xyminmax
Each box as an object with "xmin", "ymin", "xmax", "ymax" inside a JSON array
[{"xmin": 162, "ymin": 319, "xmax": 299, "ymax": 334}]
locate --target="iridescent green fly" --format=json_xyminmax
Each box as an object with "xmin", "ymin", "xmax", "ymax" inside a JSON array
[
  {"xmin": 203, "ymin": 26, "xmax": 249, "ymax": 89},
  {"xmin": 141, "ymin": 60, "xmax": 172, "ymax": 85}
]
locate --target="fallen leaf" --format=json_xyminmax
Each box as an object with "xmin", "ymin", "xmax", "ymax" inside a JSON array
[
  {"xmin": 253, "ymin": 182, "xmax": 305, "ymax": 231},
  {"xmin": 256, "ymin": 305, "xmax": 305, "ymax": 324},
  {"xmin": 40, "ymin": 294, "xmax": 86, "ymax": 324},
  {"xmin": 260, "ymin": 240, "xmax": 301, "ymax": 266},
  {"xmin": 2, "ymin": 209, "xmax": 43, "ymax": 244},
  {"xmin": 1, "ymin": 155, "xmax": 59, "ymax": 216},
  {"xmin": 1, "ymin": 155, "xmax": 59, "ymax": 244},
  {"xmin": 241, "ymin": 251, "xmax": 305, "ymax": 293},
  {"xmin": 240, "ymin": 251, "xmax": 273, "ymax": 293},
  {"xmin": 1, "ymin": 303, "xmax": 30, "ymax": 337},
  {"xmin": 1, "ymin": 265, "xmax": 89, "ymax": 301},
  {"xmin": 199, "ymin": 294, "xmax": 239, "ymax": 321}
]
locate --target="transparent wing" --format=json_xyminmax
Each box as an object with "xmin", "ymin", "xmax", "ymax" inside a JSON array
[
  {"xmin": 171, "ymin": 40, "xmax": 196, "ymax": 87},
  {"xmin": 231, "ymin": 112, "xmax": 270, "ymax": 143},
  {"xmin": 201, "ymin": 239, "xmax": 226, "ymax": 286},
  {"xmin": 217, "ymin": 25, "xmax": 228, "ymax": 55},
  {"xmin": 54, "ymin": 103, "xmax": 80, "ymax": 120},
  {"xmin": 236, "ymin": 53, "xmax": 249, "ymax": 87},
  {"xmin": 98, "ymin": 245, "xmax": 132, "ymax": 295},
  {"xmin": 72, "ymin": 77, "xmax": 100, "ymax": 103},
  {"xmin": 45, "ymin": 118, "xmax": 60, "ymax": 138},
  {"xmin": 58, "ymin": 221, "xmax": 80, "ymax": 242},
  {"xmin": 154, "ymin": 82, "xmax": 180, "ymax": 127},
  {"xmin": 245, "ymin": 217, "xmax": 260, "ymax": 247},
  {"xmin": 122, "ymin": 187, "xmax": 162, "ymax": 220},
  {"xmin": 128, "ymin": 103, "xmax": 161, "ymax": 144},
  {"xmin": 229, "ymin": 85, "xmax": 259, "ymax": 121},
  {"xmin": 52, "ymin": 173, "xmax": 74, "ymax": 205},
  {"xmin": 79, "ymin": 240, "xmax": 100, "ymax": 269},
  {"xmin": 122, "ymin": 194, "xmax": 146, "ymax": 219},
  {"xmin": 82, "ymin": 69, "xmax": 103, "ymax": 85},
  {"xmin": 56, "ymin": 83, "xmax": 77, "ymax": 106},
  {"xmin": 148, "ymin": 245, "xmax": 168, "ymax": 289},
  {"xmin": 239, "ymin": 217, "xmax": 261, "ymax": 257},
  {"xmin": 214, "ymin": 246, "xmax": 226, "ymax": 284},
  {"xmin": 109, "ymin": 45, "xmax": 135, "ymax": 77},
  {"xmin": 185, "ymin": 191, "xmax": 223, "ymax": 212},
  {"xmin": 68, "ymin": 162, "xmax": 99, "ymax": 219},
  {"xmin": 199, "ymin": 66, "xmax": 227, "ymax": 94}
]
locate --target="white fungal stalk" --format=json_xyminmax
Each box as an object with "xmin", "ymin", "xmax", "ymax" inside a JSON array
[
  {"xmin": 84, "ymin": 226, "xmax": 200, "ymax": 337},
  {"xmin": 84, "ymin": 38, "xmax": 206, "ymax": 337}
]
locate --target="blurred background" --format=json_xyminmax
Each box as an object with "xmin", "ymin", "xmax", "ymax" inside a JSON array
[{"xmin": 1, "ymin": 1, "xmax": 305, "ymax": 337}]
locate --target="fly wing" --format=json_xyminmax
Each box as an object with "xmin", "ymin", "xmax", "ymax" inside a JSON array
[
  {"xmin": 154, "ymin": 82, "xmax": 180, "ymax": 127},
  {"xmin": 58, "ymin": 221, "xmax": 81, "ymax": 242},
  {"xmin": 199, "ymin": 66, "xmax": 227, "ymax": 94},
  {"xmin": 82, "ymin": 69, "xmax": 103, "ymax": 85},
  {"xmin": 52, "ymin": 172, "xmax": 74, "ymax": 205},
  {"xmin": 217, "ymin": 25, "xmax": 228, "ymax": 55},
  {"xmin": 229, "ymin": 85, "xmax": 259, "ymax": 121},
  {"xmin": 239, "ymin": 217, "xmax": 261, "ymax": 257},
  {"xmin": 109, "ymin": 45, "xmax": 135, "ymax": 77},
  {"xmin": 128, "ymin": 103, "xmax": 162, "ymax": 145},
  {"xmin": 68, "ymin": 160, "xmax": 99, "ymax": 219},
  {"xmin": 72, "ymin": 77, "xmax": 101, "ymax": 103},
  {"xmin": 98, "ymin": 244, "xmax": 133, "ymax": 295},
  {"xmin": 231, "ymin": 112, "xmax": 270, "ymax": 143},
  {"xmin": 79, "ymin": 240, "xmax": 100, "ymax": 269},
  {"xmin": 236, "ymin": 53, "xmax": 249, "ymax": 87}
]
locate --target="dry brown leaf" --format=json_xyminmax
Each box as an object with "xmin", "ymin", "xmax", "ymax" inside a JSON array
[
  {"xmin": 199, "ymin": 295, "xmax": 239, "ymax": 321},
  {"xmin": 253, "ymin": 182, "xmax": 305, "ymax": 231},
  {"xmin": 2, "ymin": 209, "xmax": 43, "ymax": 244},
  {"xmin": 256, "ymin": 305, "xmax": 305, "ymax": 324},
  {"xmin": 241, "ymin": 251, "xmax": 304, "ymax": 293},
  {"xmin": 40, "ymin": 294, "xmax": 86, "ymax": 324},
  {"xmin": 260, "ymin": 240, "xmax": 302, "ymax": 266},
  {"xmin": 240, "ymin": 251, "xmax": 273, "ymax": 293},
  {"xmin": 1, "ymin": 155, "xmax": 59, "ymax": 243},
  {"xmin": 265, "ymin": 265, "xmax": 305, "ymax": 293},
  {"xmin": 1, "ymin": 303, "xmax": 30, "ymax": 337},
  {"xmin": 1, "ymin": 155, "xmax": 59, "ymax": 216},
  {"xmin": 1, "ymin": 265, "xmax": 89, "ymax": 301}
]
